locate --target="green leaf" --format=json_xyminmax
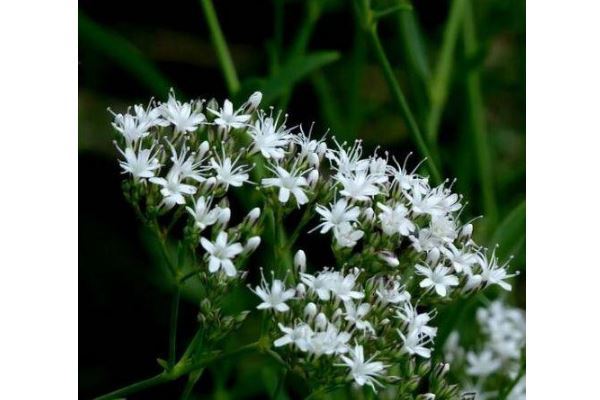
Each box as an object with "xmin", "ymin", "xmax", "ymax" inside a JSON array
[
  {"xmin": 79, "ymin": 12, "xmax": 172, "ymax": 97},
  {"xmin": 246, "ymin": 51, "xmax": 340, "ymax": 104},
  {"xmin": 490, "ymin": 200, "xmax": 526, "ymax": 264}
]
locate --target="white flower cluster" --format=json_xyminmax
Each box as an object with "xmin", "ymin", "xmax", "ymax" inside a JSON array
[
  {"xmin": 444, "ymin": 300, "xmax": 525, "ymax": 400},
  {"xmin": 111, "ymin": 90, "xmax": 515, "ymax": 395}
]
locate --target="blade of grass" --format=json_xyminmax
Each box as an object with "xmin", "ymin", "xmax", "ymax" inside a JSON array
[
  {"xmin": 79, "ymin": 12, "xmax": 171, "ymax": 97},
  {"xmin": 259, "ymin": 51, "xmax": 341, "ymax": 104},
  {"xmin": 463, "ymin": 0, "xmax": 498, "ymax": 229},
  {"xmin": 199, "ymin": 0, "xmax": 240, "ymax": 96},
  {"xmin": 426, "ymin": 0, "xmax": 467, "ymax": 143}
]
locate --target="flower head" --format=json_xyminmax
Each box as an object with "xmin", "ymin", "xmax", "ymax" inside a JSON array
[{"xmin": 200, "ymin": 232, "xmax": 243, "ymax": 277}]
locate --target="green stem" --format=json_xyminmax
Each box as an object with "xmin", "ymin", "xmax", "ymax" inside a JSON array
[
  {"xmin": 199, "ymin": 0, "xmax": 240, "ymax": 95},
  {"xmin": 271, "ymin": 369, "xmax": 287, "ymax": 399},
  {"xmin": 180, "ymin": 368, "xmax": 205, "ymax": 400},
  {"xmin": 426, "ymin": 0, "xmax": 467, "ymax": 143},
  {"xmin": 94, "ymin": 373, "xmax": 168, "ymax": 400},
  {"xmin": 353, "ymin": 0, "xmax": 440, "ymax": 182},
  {"xmin": 463, "ymin": 0, "xmax": 498, "ymax": 228},
  {"xmin": 168, "ymin": 288, "xmax": 181, "ymax": 368},
  {"xmin": 366, "ymin": 23, "xmax": 441, "ymax": 184}
]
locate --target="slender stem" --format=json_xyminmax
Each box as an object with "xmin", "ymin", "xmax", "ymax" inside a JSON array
[
  {"xmin": 271, "ymin": 369, "xmax": 287, "ymax": 399},
  {"xmin": 180, "ymin": 368, "xmax": 205, "ymax": 400},
  {"xmin": 426, "ymin": 0, "xmax": 467, "ymax": 143},
  {"xmin": 463, "ymin": 0, "xmax": 498, "ymax": 228},
  {"xmin": 168, "ymin": 288, "xmax": 181, "ymax": 368},
  {"xmin": 366, "ymin": 23, "xmax": 441, "ymax": 184},
  {"xmin": 94, "ymin": 373, "xmax": 168, "ymax": 400},
  {"xmin": 199, "ymin": 0, "xmax": 240, "ymax": 95}
]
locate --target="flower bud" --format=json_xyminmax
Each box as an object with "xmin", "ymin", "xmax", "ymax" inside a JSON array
[
  {"xmin": 315, "ymin": 312, "xmax": 328, "ymax": 329},
  {"xmin": 247, "ymin": 207, "xmax": 261, "ymax": 224},
  {"xmin": 460, "ymin": 223, "xmax": 473, "ymax": 238},
  {"xmin": 427, "ymin": 248, "xmax": 441, "ymax": 265},
  {"xmin": 308, "ymin": 152, "xmax": 320, "ymax": 167},
  {"xmin": 244, "ymin": 236, "xmax": 261, "ymax": 254},
  {"xmin": 363, "ymin": 207, "xmax": 375, "ymax": 222},
  {"xmin": 308, "ymin": 170, "xmax": 319, "ymax": 187},
  {"xmin": 217, "ymin": 207, "xmax": 231, "ymax": 225},
  {"xmin": 379, "ymin": 252, "xmax": 399, "ymax": 267},
  {"xmin": 317, "ymin": 142, "xmax": 328, "ymax": 155},
  {"xmin": 304, "ymin": 302, "xmax": 318, "ymax": 318},
  {"xmin": 246, "ymin": 91, "xmax": 262, "ymax": 111},
  {"xmin": 198, "ymin": 141, "xmax": 210, "ymax": 158},
  {"xmin": 204, "ymin": 177, "xmax": 217, "ymax": 188},
  {"xmin": 381, "ymin": 318, "xmax": 390, "ymax": 325},
  {"xmin": 295, "ymin": 283, "xmax": 306, "ymax": 297},
  {"xmin": 294, "ymin": 250, "xmax": 306, "ymax": 273}
]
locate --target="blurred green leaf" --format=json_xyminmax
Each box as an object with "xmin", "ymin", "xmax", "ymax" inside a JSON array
[
  {"xmin": 79, "ymin": 12, "xmax": 172, "ymax": 97},
  {"xmin": 490, "ymin": 200, "xmax": 526, "ymax": 264},
  {"xmin": 244, "ymin": 51, "xmax": 340, "ymax": 105}
]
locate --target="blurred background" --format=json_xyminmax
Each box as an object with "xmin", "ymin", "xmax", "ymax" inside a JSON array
[{"xmin": 79, "ymin": 0, "xmax": 525, "ymax": 398}]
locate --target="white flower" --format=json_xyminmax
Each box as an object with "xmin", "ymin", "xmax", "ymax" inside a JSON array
[
  {"xmin": 133, "ymin": 103, "xmax": 168, "ymax": 129},
  {"xmin": 186, "ymin": 196, "xmax": 220, "ymax": 230},
  {"xmin": 300, "ymin": 271, "xmax": 334, "ymax": 300},
  {"xmin": 377, "ymin": 202, "xmax": 415, "ymax": 236},
  {"xmin": 274, "ymin": 323, "xmax": 313, "ymax": 351},
  {"xmin": 466, "ymin": 349, "xmax": 502, "ymax": 377},
  {"xmin": 343, "ymin": 301, "xmax": 374, "ymax": 333},
  {"xmin": 112, "ymin": 113, "xmax": 150, "ymax": 144},
  {"xmin": 338, "ymin": 344, "xmax": 387, "ymax": 391},
  {"xmin": 199, "ymin": 232, "xmax": 243, "ymax": 277},
  {"xmin": 117, "ymin": 146, "xmax": 161, "ymax": 179},
  {"xmin": 399, "ymin": 328, "xmax": 433, "ymax": 358},
  {"xmin": 326, "ymin": 139, "xmax": 369, "ymax": 176},
  {"xmin": 308, "ymin": 324, "xmax": 351, "ymax": 356},
  {"xmin": 337, "ymin": 171, "xmax": 381, "ymax": 202},
  {"xmin": 333, "ymin": 222, "xmax": 364, "ymax": 248},
  {"xmin": 442, "ymin": 244, "xmax": 477, "ymax": 274},
  {"xmin": 150, "ymin": 170, "xmax": 197, "ymax": 209},
  {"xmin": 261, "ymin": 163, "xmax": 310, "ymax": 206},
  {"xmin": 478, "ymin": 253, "xmax": 513, "ymax": 291},
  {"xmin": 396, "ymin": 302, "xmax": 437, "ymax": 338},
  {"xmin": 248, "ymin": 112, "xmax": 292, "ymax": 159},
  {"xmin": 160, "ymin": 92, "xmax": 205, "ymax": 133},
  {"xmin": 252, "ymin": 274, "xmax": 295, "ymax": 312},
  {"xmin": 167, "ymin": 141, "xmax": 207, "ymax": 183},
  {"xmin": 329, "ymin": 271, "xmax": 365, "ymax": 302},
  {"xmin": 415, "ymin": 264, "xmax": 459, "ymax": 297},
  {"xmin": 314, "ymin": 198, "xmax": 361, "ymax": 234},
  {"xmin": 376, "ymin": 279, "xmax": 410, "ymax": 304},
  {"xmin": 207, "ymin": 99, "xmax": 250, "ymax": 131},
  {"xmin": 210, "ymin": 152, "xmax": 252, "ymax": 189}
]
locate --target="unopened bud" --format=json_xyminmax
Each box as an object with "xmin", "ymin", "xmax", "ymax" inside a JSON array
[
  {"xmin": 308, "ymin": 152, "xmax": 320, "ymax": 167},
  {"xmin": 308, "ymin": 170, "xmax": 319, "ymax": 187},
  {"xmin": 427, "ymin": 248, "xmax": 441, "ymax": 265},
  {"xmin": 296, "ymin": 283, "xmax": 306, "ymax": 297},
  {"xmin": 461, "ymin": 223, "xmax": 473, "ymax": 238},
  {"xmin": 304, "ymin": 302, "xmax": 318, "ymax": 318},
  {"xmin": 363, "ymin": 207, "xmax": 375, "ymax": 222},
  {"xmin": 244, "ymin": 236, "xmax": 261, "ymax": 254},
  {"xmin": 381, "ymin": 318, "xmax": 390, "ymax": 325},
  {"xmin": 217, "ymin": 207, "xmax": 231, "ymax": 225},
  {"xmin": 198, "ymin": 141, "xmax": 210, "ymax": 158},
  {"xmin": 379, "ymin": 252, "xmax": 399, "ymax": 267},
  {"xmin": 317, "ymin": 142, "xmax": 328, "ymax": 155},
  {"xmin": 315, "ymin": 312, "xmax": 328, "ymax": 329},
  {"xmin": 294, "ymin": 250, "xmax": 306, "ymax": 273},
  {"xmin": 247, "ymin": 207, "xmax": 261, "ymax": 223},
  {"xmin": 247, "ymin": 91, "xmax": 262, "ymax": 111},
  {"xmin": 204, "ymin": 177, "xmax": 217, "ymax": 187}
]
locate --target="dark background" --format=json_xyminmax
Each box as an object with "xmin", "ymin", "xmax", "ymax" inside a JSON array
[{"xmin": 79, "ymin": 0, "xmax": 525, "ymax": 398}]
